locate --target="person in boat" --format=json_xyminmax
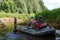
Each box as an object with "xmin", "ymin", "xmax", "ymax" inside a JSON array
[
  {"xmin": 27, "ymin": 16, "xmax": 37, "ymax": 28},
  {"xmin": 37, "ymin": 16, "xmax": 47, "ymax": 29}
]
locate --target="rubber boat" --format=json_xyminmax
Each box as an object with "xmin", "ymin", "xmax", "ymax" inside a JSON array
[{"xmin": 19, "ymin": 25, "xmax": 55, "ymax": 36}]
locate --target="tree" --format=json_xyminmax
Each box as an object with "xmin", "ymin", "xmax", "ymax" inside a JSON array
[{"xmin": 0, "ymin": 0, "xmax": 47, "ymax": 14}]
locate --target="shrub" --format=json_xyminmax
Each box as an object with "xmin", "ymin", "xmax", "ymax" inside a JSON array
[
  {"xmin": 35, "ymin": 8, "xmax": 60, "ymax": 23},
  {"xmin": 55, "ymin": 15, "xmax": 60, "ymax": 24}
]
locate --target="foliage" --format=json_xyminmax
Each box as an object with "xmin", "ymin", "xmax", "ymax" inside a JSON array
[
  {"xmin": 0, "ymin": 0, "xmax": 47, "ymax": 14},
  {"xmin": 55, "ymin": 15, "xmax": 60, "ymax": 24},
  {"xmin": 35, "ymin": 8, "xmax": 60, "ymax": 23},
  {"xmin": 0, "ymin": 12, "xmax": 34, "ymax": 18}
]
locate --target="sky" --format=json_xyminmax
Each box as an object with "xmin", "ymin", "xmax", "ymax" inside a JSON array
[{"xmin": 43, "ymin": 0, "xmax": 60, "ymax": 10}]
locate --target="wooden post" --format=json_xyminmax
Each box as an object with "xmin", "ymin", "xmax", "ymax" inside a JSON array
[{"xmin": 14, "ymin": 17, "xmax": 17, "ymax": 32}]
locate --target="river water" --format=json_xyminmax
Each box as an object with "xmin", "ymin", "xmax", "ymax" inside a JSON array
[{"xmin": 0, "ymin": 30, "xmax": 60, "ymax": 40}]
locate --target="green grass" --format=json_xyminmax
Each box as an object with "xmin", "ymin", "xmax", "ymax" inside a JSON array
[{"xmin": 0, "ymin": 12, "xmax": 35, "ymax": 18}]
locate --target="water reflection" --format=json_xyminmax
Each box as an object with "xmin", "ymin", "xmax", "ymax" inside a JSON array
[
  {"xmin": 1, "ymin": 30, "xmax": 60, "ymax": 40},
  {"xmin": 20, "ymin": 33, "xmax": 56, "ymax": 40},
  {"xmin": 0, "ymin": 33, "xmax": 56, "ymax": 40},
  {"xmin": 27, "ymin": 36, "xmax": 55, "ymax": 40}
]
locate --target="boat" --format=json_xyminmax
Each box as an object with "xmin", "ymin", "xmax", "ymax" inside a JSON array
[{"xmin": 19, "ymin": 25, "xmax": 55, "ymax": 36}]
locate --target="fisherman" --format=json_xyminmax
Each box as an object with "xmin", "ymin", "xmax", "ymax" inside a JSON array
[
  {"xmin": 37, "ymin": 16, "xmax": 47, "ymax": 29},
  {"xmin": 27, "ymin": 16, "xmax": 36, "ymax": 29}
]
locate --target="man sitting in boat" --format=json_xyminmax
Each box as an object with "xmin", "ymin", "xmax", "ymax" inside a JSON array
[
  {"xmin": 27, "ymin": 16, "xmax": 37, "ymax": 29},
  {"xmin": 37, "ymin": 16, "xmax": 47, "ymax": 29}
]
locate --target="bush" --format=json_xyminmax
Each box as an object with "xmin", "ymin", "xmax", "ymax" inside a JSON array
[
  {"xmin": 35, "ymin": 8, "xmax": 60, "ymax": 23},
  {"xmin": 55, "ymin": 15, "xmax": 60, "ymax": 24}
]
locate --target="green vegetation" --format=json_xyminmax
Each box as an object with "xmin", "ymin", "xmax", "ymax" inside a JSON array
[
  {"xmin": 0, "ymin": 11, "xmax": 35, "ymax": 18},
  {"xmin": 0, "ymin": 0, "xmax": 47, "ymax": 14},
  {"xmin": 36, "ymin": 8, "xmax": 60, "ymax": 23}
]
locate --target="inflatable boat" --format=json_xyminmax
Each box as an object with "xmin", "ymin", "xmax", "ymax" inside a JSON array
[{"xmin": 19, "ymin": 26, "xmax": 55, "ymax": 36}]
